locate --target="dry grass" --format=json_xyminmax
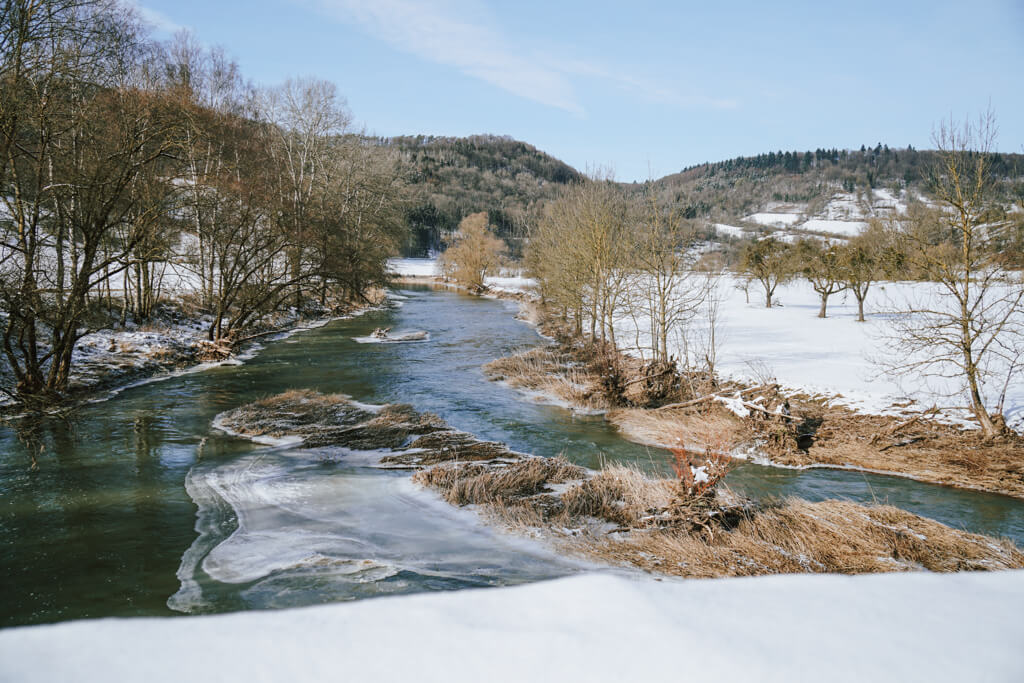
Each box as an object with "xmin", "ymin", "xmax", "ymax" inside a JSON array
[
  {"xmin": 483, "ymin": 348, "xmax": 608, "ymax": 410},
  {"xmin": 414, "ymin": 455, "xmax": 1024, "ymax": 578},
  {"xmin": 216, "ymin": 390, "xmax": 451, "ymax": 450},
  {"xmin": 560, "ymin": 465, "xmax": 678, "ymax": 528},
  {"xmin": 579, "ymin": 498, "xmax": 1024, "ymax": 578},
  {"xmin": 217, "ymin": 389, "xmax": 369, "ymax": 438},
  {"xmin": 768, "ymin": 399, "xmax": 1024, "ymax": 499},
  {"xmin": 414, "ymin": 456, "xmax": 585, "ymax": 506},
  {"xmin": 608, "ymin": 404, "xmax": 747, "ymax": 454}
]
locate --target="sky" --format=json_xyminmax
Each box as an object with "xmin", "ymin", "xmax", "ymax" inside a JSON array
[{"xmin": 132, "ymin": 0, "xmax": 1024, "ymax": 182}]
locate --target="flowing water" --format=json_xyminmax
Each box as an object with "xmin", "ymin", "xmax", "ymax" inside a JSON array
[{"xmin": 2, "ymin": 286, "xmax": 1023, "ymax": 627}]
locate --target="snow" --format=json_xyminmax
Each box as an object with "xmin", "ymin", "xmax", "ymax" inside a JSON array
[
  {"xmin": 388, "ymin": 257, "xmax": 536, "ymax": 295},
  {"xmin": 614, "ymin": 277, "xmax": 1024, "ymax": 432},
  {"xmin": 744, "ymin": 212, "xmax": 802, "ymax": 226},
  {"xmin": 388, "ymin": 257, "xmax": 438, "ymax": 277},
  {"xmin": 485, "ymin": 275, "xmax": 536, "ymax": 294},
  {"xmin": 799, "ymin": 219, "xmax": 868, "ymax": 236},
  {"xmin": 2, "ymin": 570, "xmax": 1022, "ymax": 682},
  {"xmin": 713, "ymin": 223, "xmax": 748, "ymax": 238}
]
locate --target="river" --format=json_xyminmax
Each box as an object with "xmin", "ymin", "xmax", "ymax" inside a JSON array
[{"xmin": 2, "ymin": 286, "xmax": 1023, "ymax": 627}]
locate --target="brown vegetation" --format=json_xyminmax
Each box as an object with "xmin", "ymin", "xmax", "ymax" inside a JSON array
[
  {"xmin": 414, "ymin": 457, "xmax": 1024, "ymax": 578},
  {"xmin": 487, "ymin": 330, "xmax": 1024, "ymax": 498},
  {"xmin": 220, "ymin": 390, "xmax": 1023, "ymax": 579},
  {"xmin": 483, "ymin": 347, "xmax": 609, "ymax": 411}
]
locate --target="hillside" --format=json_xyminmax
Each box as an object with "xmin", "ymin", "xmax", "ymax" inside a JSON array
[
  {"xmin": 643, "ymin": 145, "xmax": 1024, "ymax": 243},
  {"xmin": 387, "ymin": 135, "xmax": 1024, "ymax": 253},
  {"xmin": 376, "ymin": 134, "xmax": 583, "ymax": 256}
]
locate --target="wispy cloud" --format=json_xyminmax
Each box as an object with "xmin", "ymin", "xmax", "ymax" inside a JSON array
[
  {"xmin": 560, "ymin": 60, "xmax": 739, "ymax": 111},
  {"xmin": 126, "ymin": 1, "xmax": 188, "ymax": 35},
  {"xmin": 304, "ymin": 0, "xmax": 736, "ymax": 115},
  {"xmin": 307, "ymin": 0, "xmax": 583, "ymax": 115}
]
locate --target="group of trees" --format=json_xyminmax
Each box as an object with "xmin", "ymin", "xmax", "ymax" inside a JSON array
[
  {"xmin": 739, "ymin": 224, "xmax": 895, "ymax": 321},
  {"xmin": 735, "ymin": 112, "xmax": 1022, "ymax": 437},
  {"xmin": 0, "ymin": 1, "xmax": 405, "ymax": 404},
  {"xmin": 525, "ymin": 113, "xmax": 1020, "ymax": 438},
  {"xmin": 526, "ymin": 174, "xmax": 718, "ymax": 370}
]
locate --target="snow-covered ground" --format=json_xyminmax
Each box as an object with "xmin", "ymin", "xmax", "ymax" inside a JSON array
[
  {"xmin": 736, "ymin": 189, "xmax": 920, "ymax": 239},
  {"xmin": 389, "ymin": 257, "xmax": 439, "ymax": 278},
  {"xmin": 615, "ymin": 277, "xmax": 1023, "ymax": 431},
  {"xmin": 744, "ymin": 211, "xmax": 802, "ymax": 226},
  {"xmin": 388, "ymin": 258, "xmax": 536, "ymax": 295},
  {"xmin": 799, "ymin": 218, "xmax": 868, "ymax": 236},
  {"xmin": 2, "ymin": 570, "xmax": 1022, "ymax": 682},
  {"xmin": 713, "ymin": 222, "xmax": 750, "ymax": 238}
]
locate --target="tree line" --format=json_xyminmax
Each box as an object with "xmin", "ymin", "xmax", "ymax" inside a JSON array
[{"xmin": 0, "ymin": 0, "xmax": 406, "ymax": 405}]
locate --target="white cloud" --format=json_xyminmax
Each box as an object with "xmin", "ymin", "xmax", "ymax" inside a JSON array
[
  {"xmin": 308, "ymin": 0, "xmax": 584, "ymax": 115},
  {"xmin": 126, "ymin": 1, "xmax": 189, "ymax": 35}
]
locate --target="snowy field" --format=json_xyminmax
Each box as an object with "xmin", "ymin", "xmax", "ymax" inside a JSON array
[
  {"xmin": 615, "ymin": 276, "xmax": 1024, "ymax": 431},
  {"xmin": 744, "ymin": 211, "xmax": 802, "ymax": 226},
  {"xmin": 2, "ymin": 571, "xmax": 1022, "ymax": 682},
  {"xmin": 388, "ymin": 258, "xmax": 536, "ymax": 294},
  {"xmin": 799, "ymin": 218, "xmax": 868, "ymax": 236}
]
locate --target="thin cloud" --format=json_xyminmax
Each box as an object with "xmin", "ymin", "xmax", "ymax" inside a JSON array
[
  {"xmin": 126, "ymin": 1, "xmax": 189, "ymax": 34},
  {"xmin": 308, "ymin": 0, "xmax": 584, "ymax": 115},
  {"xmin": 304, "ymin": 0, "xmax": 736, "ymax": 115},
  {"xmin": 559, "ymin": 60, "xmax": 738, "ymax": 111}
]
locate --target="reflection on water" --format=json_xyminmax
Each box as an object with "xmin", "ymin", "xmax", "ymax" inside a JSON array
[{"xmin": 2, "ymin": 286, "xmax": 1023, "ymax": 627}]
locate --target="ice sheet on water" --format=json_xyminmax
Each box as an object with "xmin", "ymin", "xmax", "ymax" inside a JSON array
[{"xmin": 169, "ymin": 447, "xmax": 583, "ymax": 612}]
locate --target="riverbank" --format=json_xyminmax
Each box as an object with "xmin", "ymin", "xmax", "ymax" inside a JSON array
[
  {"xmin": 0, "ymin": 294, "xmax": 384, "ymax": 417},
  {"xmin": 214, "ymin": 390, "xmax": 1024, "ymax": 580},
  {"xmin": 486, "ymin": 317, "xmax": 1024, "ymax": 500}
]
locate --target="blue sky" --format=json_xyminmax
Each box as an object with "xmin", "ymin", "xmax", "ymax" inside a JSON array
[{"xmin": 133, "ymin": 0, "xmax": 1024, "ymax": 182}]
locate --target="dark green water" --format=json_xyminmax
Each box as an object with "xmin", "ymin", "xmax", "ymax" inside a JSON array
[{"xmin": 2, "ymin": 286, "xmax": 1023, "ymax": 627}]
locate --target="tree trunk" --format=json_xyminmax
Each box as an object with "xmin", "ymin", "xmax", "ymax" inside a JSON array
[{"xmin": 818, "ymin": 293, "xmax": 829, "ymax": 318}]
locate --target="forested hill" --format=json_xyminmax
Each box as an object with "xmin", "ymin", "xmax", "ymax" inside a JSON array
[
  {"xmin": 643, "ymin": 145, "xmax": 1024, "ymax": 222},
  {"xmin": 385, "ymin": 134, "xmax": 1024, "ymax": 255},
  {"xmin": 375, "ymin": 134, "xmax": 583, "ymax": 256}
]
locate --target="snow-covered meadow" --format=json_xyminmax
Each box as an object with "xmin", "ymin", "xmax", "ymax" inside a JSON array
[
  {"xmin": 615, "ymin": 276, "xmax": 1024, "ymax": 432},
  {"xmin": 2, "ymin": 570, "xmax": 1022, "ymax": 682}
]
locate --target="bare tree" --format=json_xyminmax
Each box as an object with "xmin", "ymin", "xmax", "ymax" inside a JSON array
[
  {"xmin": 740, "ymin": 237, "xmax": 795, "ymax": 308},
  {"xmin": 0, "ymin": 1, "xmax": 179, "ymax": 402},
  {"xmin": 627, "ymin": 190, "xmax": 703, "ymax": 364},
  {"xmin": 796, "ymin": 238, "xmax": 847, "ymax": 318},
  {"xmin": 526, "ymin": 173, "xmax": 630, "ymax": 343},
  {"xmin": 840, "ymin": 222, "xmax": 889, "ymax": 322},
  {"xmin": 883, "ymin": 111, "xmax": 1022, "ymax": 438},
  {"xmin": 259, "ymin": 78, "xmax": 351, "ymax": 308}
]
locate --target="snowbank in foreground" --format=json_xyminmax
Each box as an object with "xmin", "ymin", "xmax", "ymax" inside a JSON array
[{"xmin": 2, "ymin": 571, "xmax": 1022, "ymax": 682}]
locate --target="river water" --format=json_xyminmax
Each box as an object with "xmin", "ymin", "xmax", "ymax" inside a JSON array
[{"xmin": 2, "ymin": 286, "xmax": 1023, "ymax": 627}]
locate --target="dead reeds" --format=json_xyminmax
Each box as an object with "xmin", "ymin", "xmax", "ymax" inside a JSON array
[
  {"xmin": 483, "ymin": 347, "xmax": 608, "ymax": 410},
  {"xmin": 414, "ymin": 455, "xmax": 1024, "ymax": 578}
]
